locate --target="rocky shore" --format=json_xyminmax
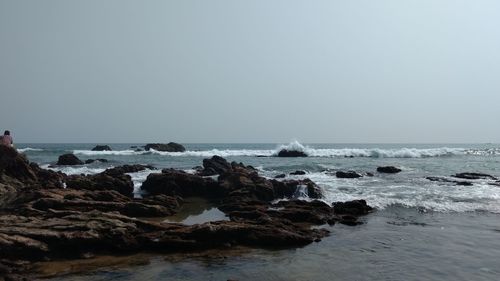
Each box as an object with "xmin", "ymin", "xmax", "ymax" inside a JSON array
[{"xmin": 0, "ymin": 146, "xmax": 373, "ymax": 280}]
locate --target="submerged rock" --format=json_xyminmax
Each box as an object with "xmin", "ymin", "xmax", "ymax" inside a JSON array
[
  {"xmin": 377, "ymin": 166, "xmax": 402, "ymax": 174},
  {"xmin": 452, "ymin": 172, "xmax": 497, "ymax": 180},
  {"xmin": 274, "ymin": 174, "xmax": 286, "ymax": 179},
  {"xmin": 336, "ymin": 171, "xmax": 362, "ymax": 178},
  {"xmin": 103, "ymin": 164, "xmax": 156, "ymax": 176},
  {"xmin": 144, "ymin": 142, "xmax": 185, "ymax": 152},
  {"xmin": 91, "ymin": 145, "xmax": 112, "ymax": 151},
  {"xmin": 290, "ymin": 170, "xmax": 306, "ymax": 176},
  {"xmin": 276, "ymin": 149, "xmax": 307, "ymax": 157},
  {"xmin": 56, "ymin": 154, "xmax": 83, "ymax": 166},
  {"xmin": 84, "ymin": 159, "xmax": 108, "ymax": 164},
  {"xmin": 426, "ymin": 176, "xmax": 473, "ymax": 186}
]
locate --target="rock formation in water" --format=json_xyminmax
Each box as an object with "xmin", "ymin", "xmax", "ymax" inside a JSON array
[
  {"xmin": 0, "ymin": 149, "xmax": 373, "ymax": 280},
  {"xmin": 376, "ymin": 166, "xmax": 402, "ymax": 174},
  {"xmin": 91, "ymin": 145, "xmax": 112, "ymax": 151},
  {"xmin": 144, "ymin": 142, "xmax": 186, "ymax": 152},
  {"xmin": 56, "ymin": 154, "xmax": 83, "ymax": 166}
]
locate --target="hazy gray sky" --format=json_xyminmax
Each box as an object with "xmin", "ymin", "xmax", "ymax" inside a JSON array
[{"xmin": 1, "ymin": 0, "xmax": 499, "ymax": 143}]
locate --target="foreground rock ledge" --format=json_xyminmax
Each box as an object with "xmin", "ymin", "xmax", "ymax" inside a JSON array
[{"xmin": 0, "ymin": 148, "xmax": 373, "ymax": 279}]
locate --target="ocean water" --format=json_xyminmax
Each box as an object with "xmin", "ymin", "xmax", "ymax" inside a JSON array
[{"xmin": 18, "ymin": 142, "xmax": 500, "ymax": 281}]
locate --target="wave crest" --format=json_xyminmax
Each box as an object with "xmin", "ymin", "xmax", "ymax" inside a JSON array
[
  {"xmin": 17, "ymin": 147, "xmax": 43, "ymax": 153},
  {"xmin": 70, "ymin": 142, "xmax": 500, "ymax": 158}
]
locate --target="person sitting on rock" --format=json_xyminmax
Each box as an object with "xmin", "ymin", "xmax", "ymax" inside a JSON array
[{"xmin": 0, "ymin": 130, "xmax": 13, "ymax": 147}]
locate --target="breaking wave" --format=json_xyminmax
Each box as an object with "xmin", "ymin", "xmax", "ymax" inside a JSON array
[
  {"xmin": 69, "ymin": 142, "xmax": 500, "ymax": 158},
  {"xmin": 282, "ymin": 171, "xmax": 500, "ymax": 213},
  {"xmin": 73, "ymin": 146, "xmax": 469, "ymax": 158},
  {"xmin": 43, "ymin": 164, "xmax": 107, "ymax": 175},
  {"xmin": 17, "ymin": 147, "xmax": 43, "ymax": 153}
]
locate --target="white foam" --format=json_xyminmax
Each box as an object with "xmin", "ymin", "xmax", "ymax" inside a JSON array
[
  {"xmin": 127, "ymin": 169, "xmax": 158, "ymax": 197},
  {"xmin": 17, "ymin": 147, "xmax": 43, "ymax": 152},
  {"xmin": 73, "ymin": 149, "xmax": 141, "ymax": 156},
  {"xmin": 71, "ymin": 142, "xmax": 499, "ymax": 158},
  {"xmin": 44, "ymin": 164, "xmax": 107, "ymax": 175},
  {"xmin": 302, "ymin": 171, "xmax": 500, "ymax": 213}
]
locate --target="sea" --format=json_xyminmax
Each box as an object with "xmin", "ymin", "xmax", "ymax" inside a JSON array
[{"xmin": 17, "ymin": 142, "xmax": 500, "ymax": 281}]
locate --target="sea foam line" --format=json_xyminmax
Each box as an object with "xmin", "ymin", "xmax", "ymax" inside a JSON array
[{"xmin": 72, "ymin": 147, "xmax": 467, "ymax": 158}]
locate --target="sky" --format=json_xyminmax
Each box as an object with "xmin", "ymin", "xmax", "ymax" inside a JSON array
[{"xmin": 1, "ymin": 0, "xmax": 499, "ymax": 143}]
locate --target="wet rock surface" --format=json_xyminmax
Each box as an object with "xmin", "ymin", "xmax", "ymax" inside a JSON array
[{"xmin": 0, "ymin": 146, "xmax": 372, "ymax": 279}]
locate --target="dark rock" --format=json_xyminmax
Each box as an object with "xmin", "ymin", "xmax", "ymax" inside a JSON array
[
  {"xmin": 377, "ymin": 166, "xmax": 402, "ymax": 174},
  {"xmin": 56, "ymin": 154, "xmax": 83, "ymax": 166},
  {"xmin": 426, "ymin": 176, "xmax": 473, "ymax": 186},
  {"xmin": 201, "ymin": 156, "xmax": 232, "ymax": 176},
  {"xmin": 144, "ymin": 142, "xmax": 185, "ymax": 152},
  {"xmin": 452, "ymin": 172, "xmax": 497, "ymax": 180},
  {"xmin": 0, "ymin": 153, "xmax": 374, "ymax": 277},
  {"xmin": 335, "ymin": 171, "xmax": 362, "ymax": 178},
  {"xmin": 66, "ymin": 173, "xmax": 134, "ymax": 197},
  {"xmin": 276, "ymin": 149, "xmax": 307, "ymax": 157},
  {"xmin": 0, "ymin": 146, "xmax": 38, "ymax": 185},
  {"xmin": 103, "ymin": 164, "xmax": 156, "ymax": 177},
  {"xmin": 274, "ymin": 174, "xmax": 286, "ymax": 179},
  {"xmin": 141, "ymin": 169, "xmax": 220, "ymax": 198},
  {"xmin": 91, "ymin": 145, "xmax": 112, "ymax": 151},
  {"xmin": 333, "ymin": 200, "xmax": 373, "ymax": 216},
  {"xmin": 290, "ymin": 170, "xmax": 306, "ymax": 176},
  {"xmin": 365, "ymin": 172, "xmax": 374, "ymax": 177}
]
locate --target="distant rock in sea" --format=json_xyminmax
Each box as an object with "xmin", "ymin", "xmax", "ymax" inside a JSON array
[
  {"xmin": 336, "ymin": 171, "xmax": 363, "ymax": 178},
  {"xmin": 57, "ymin": 153, "xmax": 84, "ymax": 165},
  {"xmin": 277, "ymin": 149, "xmax": 307, "ymax": 157},
  {"xmin": 145, "ymin": 142, "xmax": 186, "ymax": 152},
  {"xmin": 91, "ymin": 145, "xmax": 112, "ymax": 151},
  {"xmin": 452, "ymin": 172, "xmax": 497, "ymax": 180},
  {"xmin": 377, "ymin": 166, "xmax": 402, "ymax": 174}
]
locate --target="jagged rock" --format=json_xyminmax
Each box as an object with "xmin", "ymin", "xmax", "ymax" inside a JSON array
[
  {"xmin": 377, "ymin": 166, "xmax": 402, "ymax": 174},
  {"xmin": 144, "ymin": 143, "xmax": 185, "ymax": 152},
  {"xmin": 141, "ymin": 169, "xmax": 220, "ymax": 198},
  {"xmin": 290, "ymin": 170, "xmax": 306, "ymax": 176},
  {"xmin": 336, "ymin": 171, "xmax": 362, "ymax": 178},
  {"xmin": 276, "ymin": 150, "xmax": 307, "ymax": 157},
  {"xmin": 91, "ymin": 145, "xmax": 112, "ymax": 151},
  {"xmin": 0, "ymin": 153, "xmax": 373, "ymax": 277},
  {"xmin": 66, "ymin": 173, "xmax": 134, "ymax": 197},
  {"xmin": 200, "ymin": 156, "xmax": 232, "ymax": 176},
  {"xmin": 56, "ymin": 154, "xmax": 83, "ymax": 166},
  {"xmin": 452, "ymin": 172, "xmax": 497, "ymax": 180}
]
